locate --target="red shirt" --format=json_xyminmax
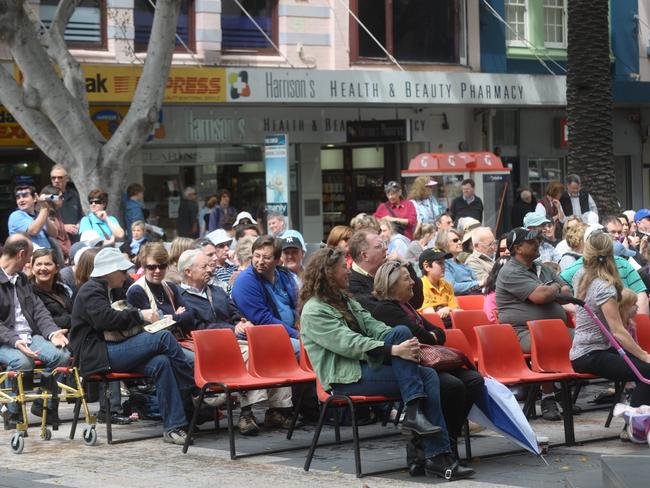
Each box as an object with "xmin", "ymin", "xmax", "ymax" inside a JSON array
[{"xmin": 373, "ymin": 199, "xmax": 417, "ymax": 240}]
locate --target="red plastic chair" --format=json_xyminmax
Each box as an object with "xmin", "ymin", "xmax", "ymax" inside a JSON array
[
  {"xmin": 455, "ymin": 295, "xmax": 485, "ymax": 311},
  {"xmin": 301, "ymin": 345, "xmax": 403, "ymax": 478},
  {"xmin": 443, "ymin": 329, "xmax": 476, "ymax": 364},
  {"xmin": 420, "ymin": 312, "xmax": 445, "ymax": 329},
  {"xmin": 634, "ymin": 313, "xmax": 650, "ymax": 351},
  {"xmin": 184, "ymin": 329, "xmax": 294, "ymax": 458},
  {"xmin": 474, "ymin": 324, "xmax": 577, "ymax": 445},
  {"xmin": 450, "ymin": 310, "xmax": 492, "ymax": 363}
]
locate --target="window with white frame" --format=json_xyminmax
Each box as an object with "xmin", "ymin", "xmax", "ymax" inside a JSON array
[
  {"xmin": 543, "ymin": 0, "xmax": 567, "ymax": 48},
  {"xmin": 504, "ymin": 0, "xmax": 527, "ymax": 47}
]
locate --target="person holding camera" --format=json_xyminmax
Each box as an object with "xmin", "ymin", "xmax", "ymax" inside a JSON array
[
  {"xmin": 39, "ymin": 185, "xmax": 72, "ymax": 262},
  {"xmin": 8, "ymin": 185, "xmax": 57, "ymax": 250},
  {"xmin": 78, "ymin": 189, "xmax": 125, "ymax": 246}
]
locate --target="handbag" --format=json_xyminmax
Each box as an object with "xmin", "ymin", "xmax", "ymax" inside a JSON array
[
  {"xmin": 419, "ymin": 344, "xmax": 473, "ymax": 371},
  {"xmin": 104, "ymin": 300, "xmax": 144, "ymax": 342},
  {"xmin": 383, "ymin": 203, "xmax": 407, "ymax": 235}
]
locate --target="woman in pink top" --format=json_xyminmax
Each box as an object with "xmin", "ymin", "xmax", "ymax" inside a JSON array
[{"xmin": 482, "ymin": 257, "xmax": 509, "ymax": 323}]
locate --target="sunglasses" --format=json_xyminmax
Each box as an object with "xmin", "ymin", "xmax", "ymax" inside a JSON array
[
  {"xmin": 15, "ymin": 191, "xmax": 32, "ymax": 199},
  {"xmin": 145, "ymin": 263, "xmax": 168, "ymax": 271},
  {"xmin": 88, "ymin": 199, "xmax": 105, "ymax": 205}
]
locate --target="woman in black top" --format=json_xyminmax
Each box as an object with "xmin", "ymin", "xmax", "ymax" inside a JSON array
[
  {"xmin": 30, "ymin": 248, "xmax": 73, "ymax": 329},
  {"xmin": 372, "ymin": 260, "xmax": 484, "ymax": 462}
]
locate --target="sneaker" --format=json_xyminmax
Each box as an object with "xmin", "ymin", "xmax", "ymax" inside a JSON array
[
  {"xmin": 541, "ymin": 397, "xmax": 562, "ymax": 421},
  {"xmin": 96, "ymin": 410, "xmax": 133, "ymax": 425},
  {"xmin": 163, "ymin": 428, "xmax": 190, "ymax": 445},
  {"xmin": 2, "ymin": 410, "xmax": 20, "ymax": 430},
  {"xmin": 193, "ymin": 393, "xmax": 226, "ymax": 409},
  {"xmin": 238, "ymin": 411, "xmax": 260, "ymax": 436},
  {"xmin": 620, "ymin": 425, "xmax": 631, "ymax": 443},
  {"xmin": 264, "ymin": 408, "xmax": 293, "ymax": 430},
  {"xmin": 468, "ymin": 420, "xmax": 486, "ymax": 434}
]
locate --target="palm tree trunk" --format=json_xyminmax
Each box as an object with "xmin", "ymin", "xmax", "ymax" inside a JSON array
[{"xmin": 566, "ymin": 0, "xmax": 618, "ymax": 214}]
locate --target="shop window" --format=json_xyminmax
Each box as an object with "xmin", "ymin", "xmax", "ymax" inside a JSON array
[
  {"xmin": 493, "ymin": 110, "xmax": 519, "ymax": 147},
  {"xmin": 134, "ymin": 0, "xmax": 194, "ymax": 52},
  {"xmin": 527, "ymin": 157, "xmax": 564, "ymax": 201},
  {"xmin": 543, "ymin": 0, "xmax": 566, "ymax": 48},
  {"xmin": 39, "ymin": 0, "xmax": 106, "ymax": 48},
  {"xmin": 504, "ymin": 0, "xmax": 528, "ymax": 47},
  {"xmin": 351, "ymin": 0, "xmax": 467, "ymax": 64},
  {"xmin": 221, "ymin": 0, "xmax": 278, "ymax": 53}
]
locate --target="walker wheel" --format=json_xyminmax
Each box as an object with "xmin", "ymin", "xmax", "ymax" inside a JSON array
[
  {"xmin": 43, "ymin": 428, "xmax": 52, "ymax": 441},
  {"xmin": 10, "ymin": 433, "xmax": 24, "ymax": 454},
  {"xmin": 82, "ymin": 426, "xmax": 97, "ymax": 446}
]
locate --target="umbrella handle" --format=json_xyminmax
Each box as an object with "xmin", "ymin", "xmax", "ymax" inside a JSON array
[{"xmin": 579, "ymin": 302, "xmax": 650, "ymax": 385}]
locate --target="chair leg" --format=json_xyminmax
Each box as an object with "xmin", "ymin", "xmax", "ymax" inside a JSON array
[
  {"xmin": 287, "ymin": 384, "xmax": 306, "ymax": 440},
  {"xmin": 463, "ymin": 419, "xmax": 472, "ymax": 460},
  {"xmin": 183, "ymin": 387, "xmax": 205, "ymax": 454},
  {"xmin": 523, "ymin": 385, "xmax": 538, "ymax": 419},
  {"xmin": 103, "ymin": 379, "xmax": 113, "ymax": 445},
  {"xmin": 346, "ymin": 398, "xmax": 363, "ymax": 478},
  {"xmin": 393, "ymin": 402, "xmax": 404, "ymax": 426},
  {"xmin": 304, "ymin": 398, "xmax": 333, "ymax": 472},
  {"xmin": 560, "ymin": 382, "xmax": 575, "ymax": 446},
  {"xmin": 333, "ymin": 406, "xmax": 341, "ymax": 443},
  {"xmin": 571, "ymin": 381, "xmax": 584, "ymax": 405},
  {"xmin": 69, "ymin": 397, "xmax": 82, "ymax": 440},
  {"xmin": 605, "ymin": 381, "xmax": 624, "ymax": 428},
  {"xmin": 226, "ymin": 389, "xmax": 237, "ymax": 460}
]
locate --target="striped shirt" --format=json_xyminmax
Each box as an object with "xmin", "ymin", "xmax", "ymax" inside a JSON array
[{"xmin": 213, "ymin": 263, "xmax": 238, "ymax": 293}]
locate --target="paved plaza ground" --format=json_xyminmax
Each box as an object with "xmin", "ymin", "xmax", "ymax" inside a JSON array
[{"xmin": 2, "ymin": 385, "xmax": 650, "ymax": 488}]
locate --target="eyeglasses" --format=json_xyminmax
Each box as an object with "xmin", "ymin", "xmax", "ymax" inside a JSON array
[
  {"xmin": 50, "ymin": 175, "xmax": 66, "ymax": 180},
  {"xmin": 88, "ymin": 199, "xmax": 105, "ymax": 205},
  {"xmin": 145, "ymin": 263, "xmax": 168, "ymax": 271},
  {"xmin": 15, "ymin": 191, "xmax": 32, "ymax": 199}
]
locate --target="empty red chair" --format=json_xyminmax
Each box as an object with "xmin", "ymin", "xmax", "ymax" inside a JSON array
[
  {"xmin": 184, "ymin": 329, "xmax": 291, "ymax": 458},
  {"xmin": 420, "ymin": 312, "xmax": 445, "ymax": 329},
  {"xmin": 527, "ymin": 319, "xmax": 595, "ymax": 378},
  {"xmin": 634, "ymin": 313, "xmax": 650, "ymax": 351},
  {"xmin": 451, "ymin": 310, "xmax": 491, "ymax": 363},
  {"xmin": 456, "ymin": 295, "xmax": 485, "ymax": 311},
  {"xmin": 443, "ymin": 329, "xmax": 475, "ymax": 364}
]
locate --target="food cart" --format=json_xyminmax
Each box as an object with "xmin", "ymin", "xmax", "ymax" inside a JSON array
[{"xmin": 401, "ymin": 152, "xmax": 512, "ymax": 234}]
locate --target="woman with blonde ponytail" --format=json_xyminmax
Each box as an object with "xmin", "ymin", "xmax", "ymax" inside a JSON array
[{"xmin": 570, "ymin": 231, "xmax": 650, "ymax": 415}]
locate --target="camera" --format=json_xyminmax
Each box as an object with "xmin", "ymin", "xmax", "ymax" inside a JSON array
[{"xmin": 41, "ymin": 194, "xmax": 61, "ymax": 202}]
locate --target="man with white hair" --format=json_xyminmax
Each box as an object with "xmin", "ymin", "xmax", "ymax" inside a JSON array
[
  {"xmin": 177, "ymin": 249, "xmax": 294, "ymax": 436},
  {"xmin": 465, "ymin": 227, "xmax": 497, "ymax": 283}
]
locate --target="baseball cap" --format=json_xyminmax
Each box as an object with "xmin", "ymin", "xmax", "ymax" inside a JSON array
[
  {"xmin": 418, "ymin": 248, "xmax": 452, "ymax": 270},
  {"xmin": 634, "ymin": 208, "xmax": 650, "ymax": 223},
  {"xmin": 384, "ymin": 181, "xmax": 401, "ymax": 193},
  {"xmin": 80, "ymin": 229, "xmax": 103, "ymax": 247},
  {"xmin": 425, "ymin": 178, "xmax": 438, "ymax": 187},
  {"xmin": 523, "ymin": 212, "xmax": 551, "ymax": 229},
  {"xmin": 613, "ymin": 240, "xmax": 636, "ymax": 258},
  {"xmin": 281, "ymin": 236, "xmax": 302, "ymax": 251},
  {"xmin": 506, "ymin": 227, "xmax": 541, "ymax": 252}
]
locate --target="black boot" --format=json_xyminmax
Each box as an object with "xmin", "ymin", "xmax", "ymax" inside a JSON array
[
  {"xmin": 425, "ymin": 453, "xmax": 475, "ymax": 481},
  {"xmin": 401, "ymin": 399, "xmax": 441, "ymax": 436},
  {"xmin": 406, "ymin": 435, "xmax": 426, "ymax": 477}
]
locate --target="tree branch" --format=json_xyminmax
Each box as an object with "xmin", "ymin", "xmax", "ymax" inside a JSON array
[
  {"xmin": 0, "ymin": 65, "xmax": 76, "ymax": 168},
  {"xmin": 0, "ymin": 0, "xmax": 102, "ymax": 159},
  {"xmin": 103, "ymin": 0, "xmax": 182, "ymax": 167},
  {"xmin": 40, "ymin": 0, "xmax": 89, "ymax": 112}
]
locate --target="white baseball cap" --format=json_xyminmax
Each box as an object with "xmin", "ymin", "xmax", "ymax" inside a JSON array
[
  {"xmin": 80, "ymin": 229, "xmax": 103, "ymax": 247},
  {"xmin": 206, "ymin": 228, "xmax": 233, "ymax": 247}
]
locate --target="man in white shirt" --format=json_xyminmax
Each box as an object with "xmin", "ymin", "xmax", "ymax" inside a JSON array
[{"xmin": 560, "ymin": 174, "xmax": 598, "ymax": 220}]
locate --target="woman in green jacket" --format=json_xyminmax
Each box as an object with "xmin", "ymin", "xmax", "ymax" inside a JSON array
[{"xmin": 299, "ymin": 248, "xmax": 474, "ymax": 481}]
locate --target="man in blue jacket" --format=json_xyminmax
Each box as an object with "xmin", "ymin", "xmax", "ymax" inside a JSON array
[
  {"xmin": 231, "ymin": 235, "xmax": 300, "ymax": 353},
  {"xmin": 182, "ymin": 248, "xmax": 293, "ymax": 435}
]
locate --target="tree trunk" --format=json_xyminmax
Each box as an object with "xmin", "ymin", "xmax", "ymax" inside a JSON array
[
  {"xmin": 0, "ymin": 0, "xmax": 181, "ymax": 216},
  {"xmin": 566, "ymin": 0, "xmax": 618, "ymax": 214}
]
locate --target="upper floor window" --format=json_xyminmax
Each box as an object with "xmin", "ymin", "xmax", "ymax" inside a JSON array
[
  {"xmin": 351, "ymin": 0, "xmax": 467, "ymax": 64},
  {"xmin": 134, "ymin": 0, "xmax": 194, "ymax": 52},
  {"xmin": 543, "ymin": 0, "xmax": 566, "ymax": 48},
  {"xmin": 40, "ymin": 0, "xmax": 106, "ymax": 48},
  {"xmin": 221, "ymin": 0, "xmax": 278, "ymax": 53},
  {"xmin": 505, "ymin": 0, "xmax": 527, "ymax": 47}
]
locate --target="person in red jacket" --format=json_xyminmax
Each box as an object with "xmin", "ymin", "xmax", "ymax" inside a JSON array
[{"xmin": 373, "ymin": 181, "xmax": 417, "ymax": 240}]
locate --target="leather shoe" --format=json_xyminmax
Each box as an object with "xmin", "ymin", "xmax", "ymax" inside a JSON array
[
  {"xmin": 401, "ymin": 400, "xmax": 442, "ymax": 436},
  {"xmin": 425, "ymin": 454, "xmax": 475, "ymax": 481},
  {"xmin": 96, "ymin": 410, "xmax": 133, "ymax": 425},
  {"xmin": 408, "ymin": 462, "xmax": 425, "ymax": 477}
]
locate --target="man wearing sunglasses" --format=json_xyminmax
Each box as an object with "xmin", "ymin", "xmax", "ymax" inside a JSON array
[{"xmin": 8, "ymin": 185, "xmax": 56, "ymax": 250}]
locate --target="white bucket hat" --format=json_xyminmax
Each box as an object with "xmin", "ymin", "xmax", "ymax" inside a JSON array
[
  {"xmin": 206, "ymin": 228, "xmax": 233, "ymax": 247},
  {"xmin": 90, "ymin": 248, "xmax": 134, "ymax": 277},
  {"xmin": 233, "ymin": 211, "xmax": 257, "ymax": 227}
]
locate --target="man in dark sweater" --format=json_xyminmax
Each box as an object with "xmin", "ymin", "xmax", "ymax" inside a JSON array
[
  {"xmin": 449, "ymin": 178, "xmax": 483, "ymax": 224},
  {"xmin": 347, "ymin": 229, "xmax": 423, "ymax": 312}
]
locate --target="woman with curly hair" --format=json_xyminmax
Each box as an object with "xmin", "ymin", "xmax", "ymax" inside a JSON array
[
  {"xmin": 299, "ymin": 248, "xmax": 473, "ymax": 481},
  {"xmin": 407, "ymin": 176, "xmax": 440, "ymax": 225}
]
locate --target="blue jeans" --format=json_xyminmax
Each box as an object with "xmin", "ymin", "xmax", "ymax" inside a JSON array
[
  {"xmin": 331, "ymin": 326, "xmax": 450, "ymax": 458},
  {"xmin": 106, "ymin": 330, "xmax": 194, "ymax": 431},
  {"xmin": 0, "ymin": 335, "xmax": 71, "ymax": 413}
]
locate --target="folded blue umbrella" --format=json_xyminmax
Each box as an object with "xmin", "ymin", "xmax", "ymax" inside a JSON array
[{"xmin": 468, "ymin": 377, "xmax": 541, "ymax": 455}]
